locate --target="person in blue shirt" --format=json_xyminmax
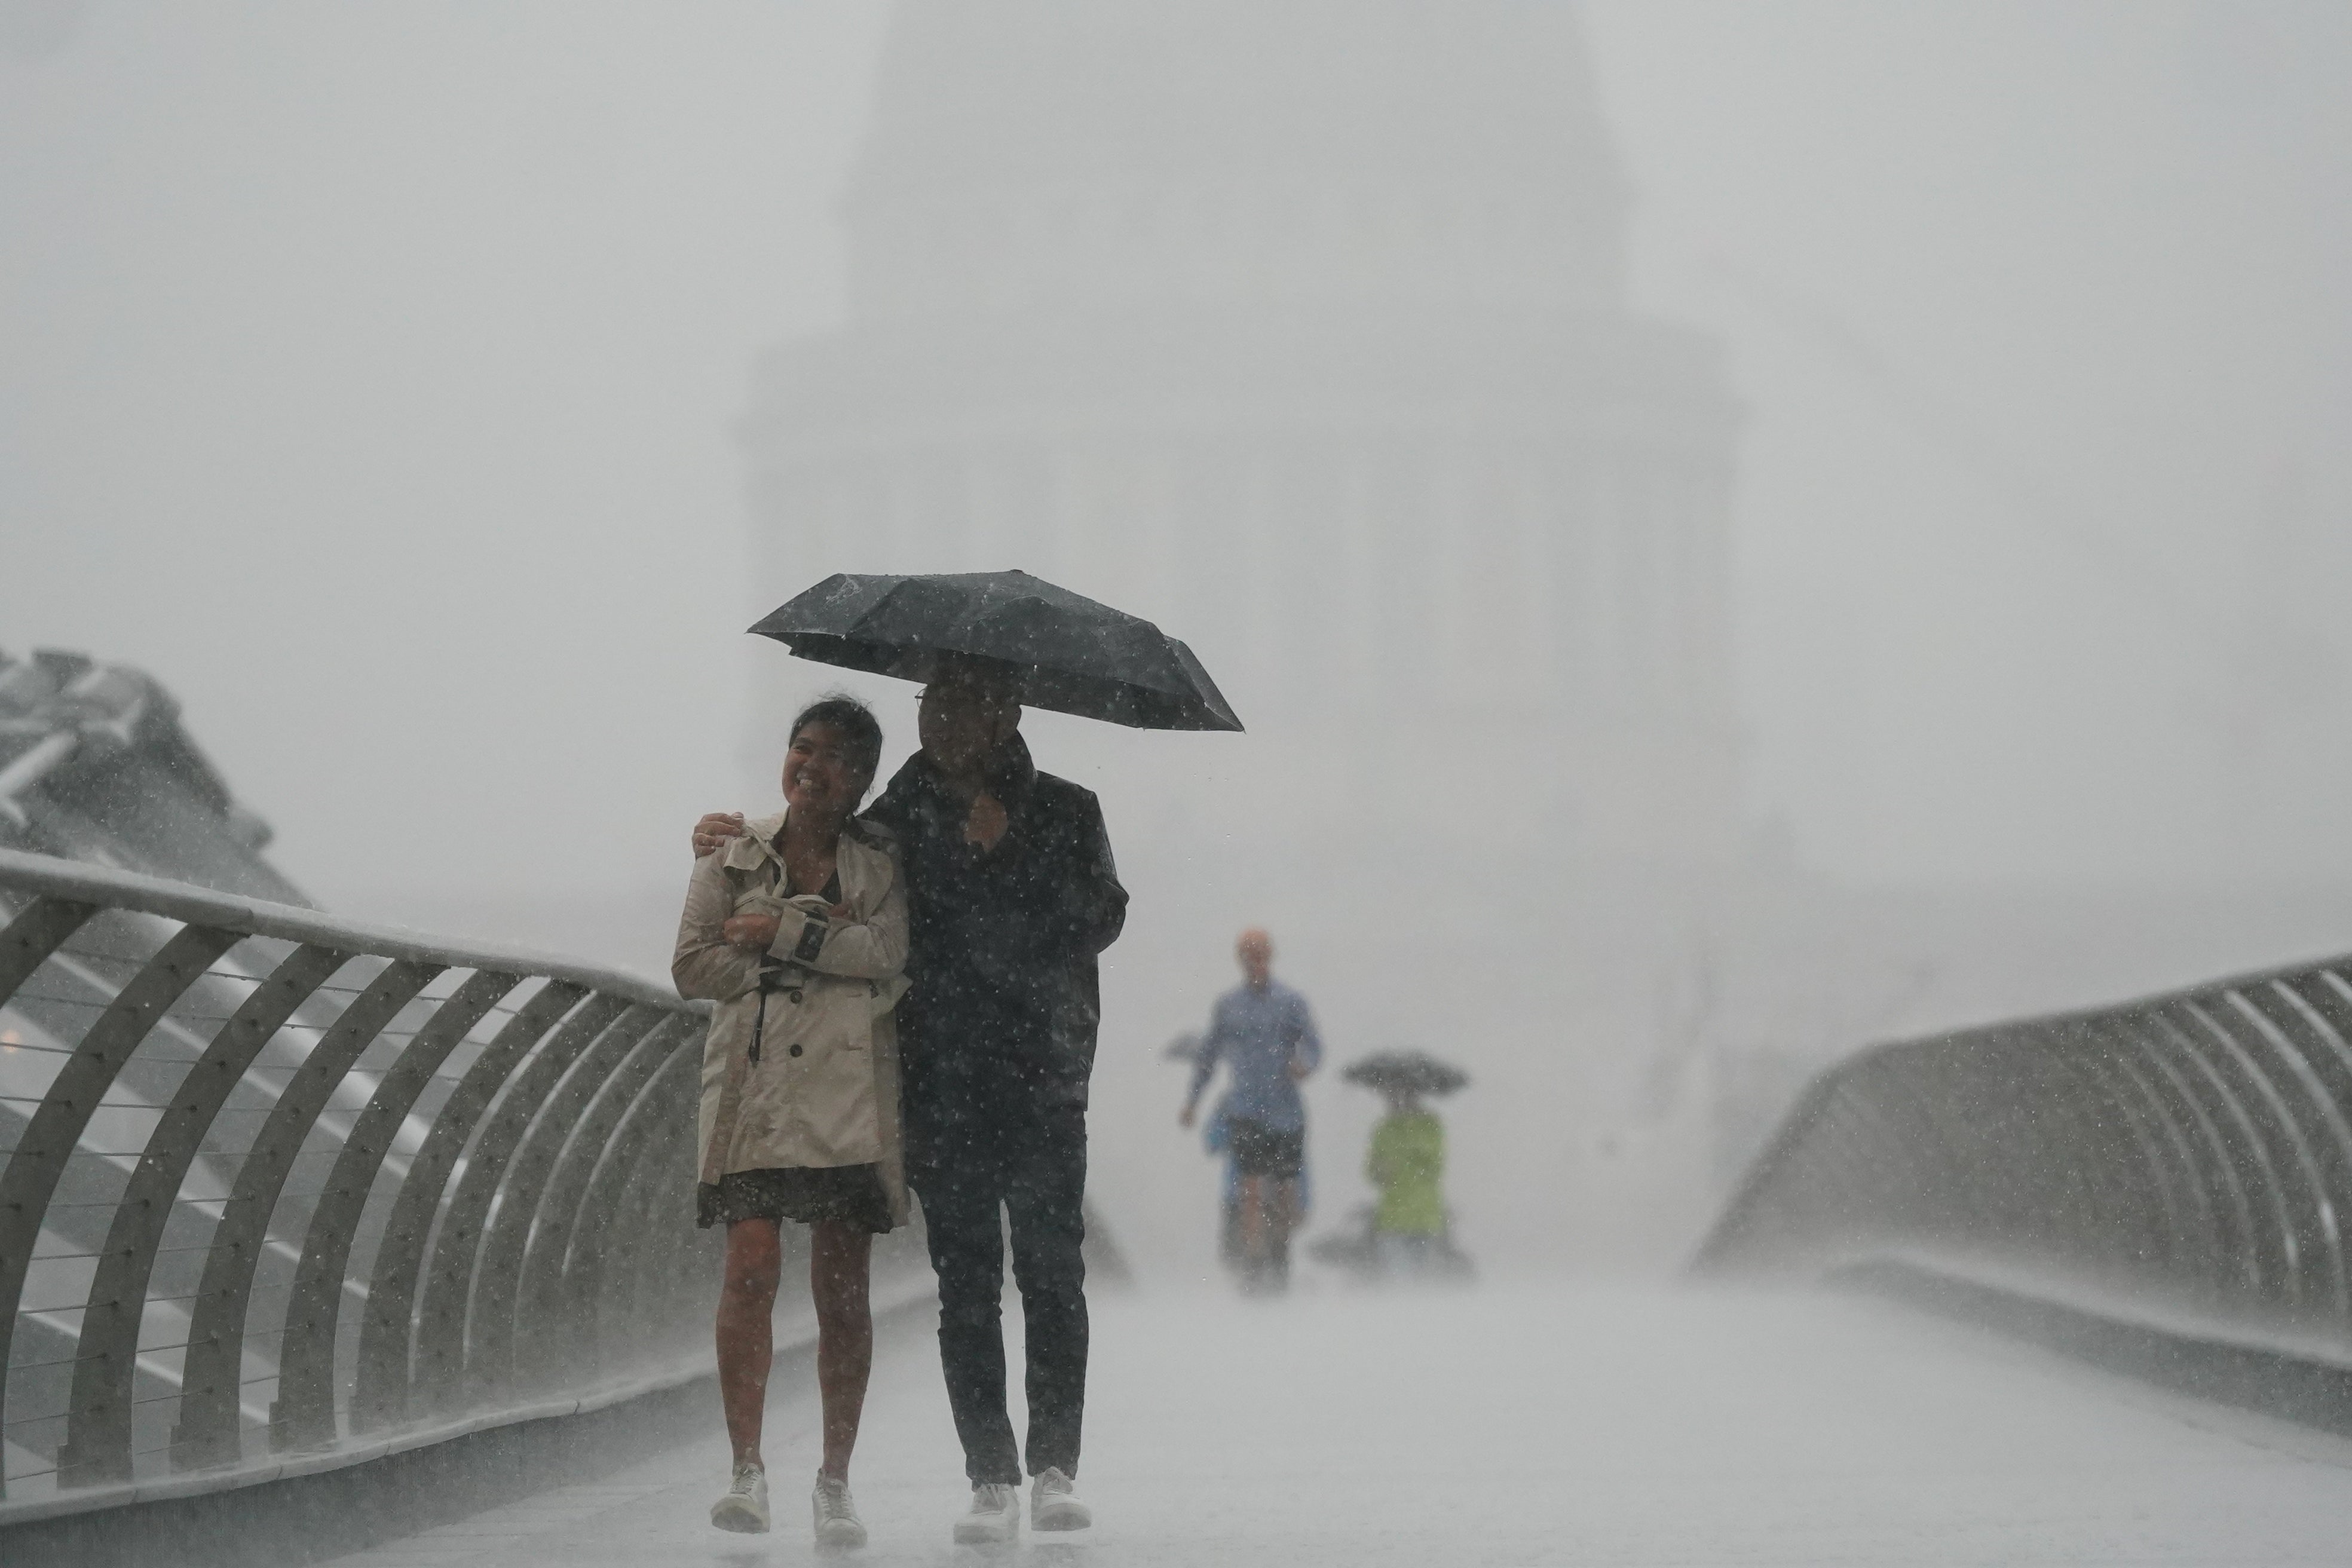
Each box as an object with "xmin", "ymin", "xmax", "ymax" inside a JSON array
[{"xmin": 1179, "ymin": 929, "xmax": 1322, "ymax": 1290}]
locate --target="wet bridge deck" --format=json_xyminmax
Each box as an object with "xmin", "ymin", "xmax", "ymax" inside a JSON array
[{"xmin": 321, "ymin": 1282, "xmax": 2352, "ymax": 1567}]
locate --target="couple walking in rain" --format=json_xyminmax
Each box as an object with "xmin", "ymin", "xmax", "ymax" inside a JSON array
[{"xmin": 671, "ymin": 571, "xmax": 1238, "ymax": 1547}]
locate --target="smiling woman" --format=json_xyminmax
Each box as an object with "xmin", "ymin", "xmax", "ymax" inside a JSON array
[{"xmin": 669, "ymin": 692, "xmax": 908, "ymax": 1545}]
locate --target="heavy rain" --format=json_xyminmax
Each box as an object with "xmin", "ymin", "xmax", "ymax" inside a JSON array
[{"xmin": 4, "ymin": 2, "xmax": 2352, "ymax": 1564}]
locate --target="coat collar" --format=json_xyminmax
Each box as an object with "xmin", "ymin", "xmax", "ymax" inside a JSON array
[
  {"xmin": 890, "ymin": 732, "xmax": 1039, "ymax": 813},
  {"xmin": 985, "ymin": 732, "xmax": 1039, "ymax": 798},
  {"xmin": 721, "ymin": 808, "xmax": 896, "ymax": 907}
]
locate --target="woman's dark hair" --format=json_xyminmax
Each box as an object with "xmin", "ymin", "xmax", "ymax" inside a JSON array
[{"xmin": 789, "ymin": 693, "xmax": 884, "ymax": 782}]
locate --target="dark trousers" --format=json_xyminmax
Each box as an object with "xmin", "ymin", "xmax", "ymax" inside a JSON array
[{"xmin": 912, "ymin": 1105, "xmax": 1089, "ymax": 1484}]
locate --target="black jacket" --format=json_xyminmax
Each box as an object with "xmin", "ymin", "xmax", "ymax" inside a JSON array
[{"xmin": 866, "ymin": 734, "xmax": 1126, "ymax": 1128}]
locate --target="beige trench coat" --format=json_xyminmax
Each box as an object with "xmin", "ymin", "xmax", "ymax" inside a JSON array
[{"xmin": 672, "ymin": 812, "xmax": 911, "ymax": 1226}]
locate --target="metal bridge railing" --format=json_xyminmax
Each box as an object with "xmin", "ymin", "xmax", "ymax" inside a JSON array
[
  {"xmin": 1696, "ymin": 946, "xmax": 2352, "ymax": 1362},
  {"xmin": 0, "ymin": 849, "xmax": 878, "ymax": 1520}
]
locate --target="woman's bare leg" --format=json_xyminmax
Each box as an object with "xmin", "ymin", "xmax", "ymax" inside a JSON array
[
  {"xmin": 716, "ymin": 1218, "xmax": 783, "ymax": 1469},
  {"xmin": 810, "ymin": 1220, "xmax": 874, "ymax": 1480},
  {"xmin": 1269, "ymin": 1175, "xmax": 1298, "ymax": 1268},
  {"xmin": 1238, "ymin": 1173, "xmax": 1269, "ymax": 1264}
]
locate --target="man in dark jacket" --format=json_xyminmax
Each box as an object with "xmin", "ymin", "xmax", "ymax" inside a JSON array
[{"xmin": 694, "ymin": 659, "xmax": 1125, "ymax": 1543}]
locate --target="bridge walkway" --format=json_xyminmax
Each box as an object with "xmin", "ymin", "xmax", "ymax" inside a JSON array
[{"xmin": 323, "ymin": 1282, "xmax": 2352, "ymax": 1567}]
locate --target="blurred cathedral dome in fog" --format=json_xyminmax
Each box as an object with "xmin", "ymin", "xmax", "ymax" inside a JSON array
[
  {"xmin": 742, "ymin": 0, "xmax": 1742, "ymax": 869},
  {"xmin": 845, "ymin": 0, "xmax": 1631, "ymax": 320}
]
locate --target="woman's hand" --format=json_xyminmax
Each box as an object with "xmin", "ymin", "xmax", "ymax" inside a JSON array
[
  {"xmin": 722, "ymin": 912, "xmax": 780, "ymax": 951},
  {"xmin": 693, "ymin": 812, "xmax": 747, "ymax": 858}
]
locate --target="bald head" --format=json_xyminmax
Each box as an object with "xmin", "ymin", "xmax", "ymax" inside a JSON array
[{"xmin": 1236, "ymin": 927, "xmax": 1273, "ymax": 989}]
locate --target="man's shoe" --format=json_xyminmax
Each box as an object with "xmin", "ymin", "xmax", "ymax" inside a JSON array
[
  {"xmin": 1031, "ymin": 1466, "xmax": 1091, "ymax": 1531},
  {"xmin": 953, "ymin": 1481, "xmax": 1021, "ymax": 1544},
  {"xmin": 812, "ymin": 1471, "xmax": 866, "ymax": 1549},
  {"xmin": 711, "ymin": 1460, "xmax": 771, "ymax": 1533}
]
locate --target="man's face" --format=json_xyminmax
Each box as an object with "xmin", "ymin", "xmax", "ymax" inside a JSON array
[
  {"xmin": 1238, "ymin": 930, "xmax": 1273, "ymax": 987},
  {"xmin": 918, "ymin": 676, "xmax": 1016, "ymax": 774}
]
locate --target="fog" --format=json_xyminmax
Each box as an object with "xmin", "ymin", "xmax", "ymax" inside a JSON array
[{"xmin": 7, "ymin": 1, "xmax": 2352, "ymax": 1279}]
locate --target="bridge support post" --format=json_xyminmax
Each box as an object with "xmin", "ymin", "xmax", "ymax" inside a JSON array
[
  {"xmin": 35, "ymin": 923, "xmax": 247, "ymax": 1489},
  {"xmin": 264, "ymin": 969, "xmax": 524, "ymax": 1455}
]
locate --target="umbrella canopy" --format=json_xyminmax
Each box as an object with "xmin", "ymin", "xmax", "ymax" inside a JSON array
[
  {"xmin": 1342, "ymin": 1050, "xmax": 1470, "ymax": 1097},
  {"xmin": 749, "ymin": 570, "xmax": 1243, "ymax": 732},
  {"xmin": 1160, "ymin": 1031, "xmax": 1206, "ymax": 1064}
]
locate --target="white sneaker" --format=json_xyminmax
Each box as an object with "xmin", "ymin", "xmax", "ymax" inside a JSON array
[
  {"xmin": 1031, "ymin": 1466, "xmax": 1091, "ymax": 1531},
  {"xmin": 812, "ymin": 1471, "xmax": 866, "ymax": 1549},
  {"xmin": 711, "ymin": 1460, "xmax": 771, "ymax": 1533},
  {"xmin": 953, "ymin": 1481, "xmax": 1021, "ymax": 1544}
]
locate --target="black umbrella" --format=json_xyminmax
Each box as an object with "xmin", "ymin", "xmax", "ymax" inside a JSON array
[
  {"xmin": 1342, "ymin": 1051, "xmax": 1470, "ymax": 1097},
  {"xmin": 1160, "ymin": 1031, "xmax": 1206, "ymax": 1064},
  {"xmin": 748, "ymin": 570, "xmax": 1243, "ymax": 733}
]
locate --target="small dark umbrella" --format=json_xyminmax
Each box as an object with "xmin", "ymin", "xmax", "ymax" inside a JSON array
[
  {"xmin": 1342, "ymin": 1050, "xmax": 1469, "ymax": 1097},
  {"xmin": 749, "ymin": 569, "xmax": 1243, "ymax": 732}
]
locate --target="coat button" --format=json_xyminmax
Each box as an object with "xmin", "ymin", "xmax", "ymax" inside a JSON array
[{"xmin": 788, "ymin": 1043, "xmax": 803, "ymax": 1057}]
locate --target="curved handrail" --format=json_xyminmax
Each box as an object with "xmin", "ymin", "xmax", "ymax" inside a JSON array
[
  {"xmin": 0, "ymin": 850, "xmax": 733, "ymax": 1514},
  {"xmin": 0, "ymin": 850, "xmax": 679, "ymax": 1008},
  {"xmin": 1696, "ymin": 945, "xmax": 2352, "ymax": 1363}
]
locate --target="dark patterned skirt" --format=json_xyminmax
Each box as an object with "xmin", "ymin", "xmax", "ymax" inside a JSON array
[{"xmin": 697, "ymin": 1163, "xmax": 893, "ymax": 1235}]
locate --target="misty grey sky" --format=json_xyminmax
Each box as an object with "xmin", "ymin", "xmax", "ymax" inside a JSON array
[{"xmin": 3, "ymin": 0, "xmax": 2348, "ymax": 909}]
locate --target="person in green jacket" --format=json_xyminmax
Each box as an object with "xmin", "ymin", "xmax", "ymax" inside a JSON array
[{"xmin": 1365, "ymin": 1087, "xmax": 1446, "ymax": 1280}]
